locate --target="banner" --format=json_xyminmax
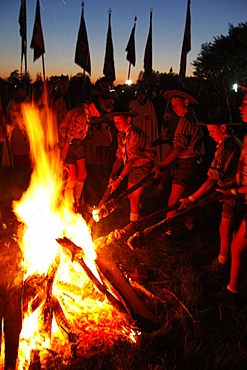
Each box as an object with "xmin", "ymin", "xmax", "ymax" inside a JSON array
[
  {"xmin": 19, "ymin": 0, "xmax": 27, "ymax": 72},
  {"xmin": 30, "ymin": 0, "xmax": 45, "ymax": 62},
  {"xmin": 125, "ymin": 16, "xmax": 137, "ymax": 67},
  {"xmin": 74, "ymin": 2, "xmax": 91, "ymax": 75},
  {"xmin": 103, "ymin": 9, "xmax": 116, "ymax": 83},
  {"xmin": 143, "ymin": 10, "xmax": 153, "ymax": 78}
]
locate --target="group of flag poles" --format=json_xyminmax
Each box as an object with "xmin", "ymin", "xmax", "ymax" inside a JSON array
[{"xmin": 19, "ymin": 0, "xmax": 191, "ymax": 86}]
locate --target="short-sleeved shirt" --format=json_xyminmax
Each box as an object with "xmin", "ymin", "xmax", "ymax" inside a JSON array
[
  {"xmin": 173, "ymin": 111, "xmax": 205, "ymax": 159},
  {"xmin": 236, "ymin": 134, "xmax": 247, "ymax": 204},
  {"xmin": 115, "ymin": 124, "xmax": 155, "ymax": 167},
  {"xmin": 207, "ymin": 133, "xmax": 242, "ymax": 189},
  {"xmin": 59, "ymin": 105, "xmax": 90, "ymax": 142}
]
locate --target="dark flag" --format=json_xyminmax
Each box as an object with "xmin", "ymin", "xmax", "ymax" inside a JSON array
[
  {"xmin": 30, "ymin": 0, "xmax": 45, "ymax": 62},
  {"xmin": 125, "ymin": 15, "xmax": 137, "ymax": 67},
  {"xmin": 19, "ymin": 0, "xmax": 27, "ymax": 73},
  {"xmin": 179, "ymin": 0, "xmax": 191, "ymax": 81},
  {"xmin": 143, "ymin": 10, "xmax": 153, "ymax": 79},
  {"xmin": 74, "ymin": 1, "xmax": 91, "ymax": 75},
  {"xmin": 103, "ymin": 9, "xmax": 116, "ymax": 83}
]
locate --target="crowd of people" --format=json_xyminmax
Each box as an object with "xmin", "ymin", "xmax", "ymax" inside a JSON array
[{"xmin": 1, "ymin": 74, "xmax": 247, "ymax": 368}]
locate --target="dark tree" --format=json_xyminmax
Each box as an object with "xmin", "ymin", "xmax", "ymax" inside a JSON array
[{"xmin": 192, "ymin": 22, "xmax": 247, "ymax": 99}]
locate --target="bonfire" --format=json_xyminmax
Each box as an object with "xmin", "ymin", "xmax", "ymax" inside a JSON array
[{"xmin": 7, "ymin": 96, "xmax": 140, "ymax": 369}]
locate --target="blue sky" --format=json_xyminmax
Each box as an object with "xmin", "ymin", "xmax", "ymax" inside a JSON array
[{"xmin": 0, "ymin": 0, "xmax": 246, "ymax": 85}]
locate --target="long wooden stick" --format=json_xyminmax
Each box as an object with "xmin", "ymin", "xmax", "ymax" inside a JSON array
[
  {"xmin": 126, "ymin": 190, "xmax": 223, "ymax": 249},
  {"xmin": 162, "ymin": 288, "xmax": 197, "ymax": 325},
  {"xmin": 92, "ymin": 172, "xmax": 156, "ymax": 223}
]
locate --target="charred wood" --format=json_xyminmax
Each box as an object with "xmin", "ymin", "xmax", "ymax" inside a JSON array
[
  {"xmin": 95, "ymin": 254, "xmax": 162, "ymax": 332},
  {"xmin": 38, "ymin": 256, "xmax": 60, "ymax": 341},
  {"xmin": 23, "ymin": 274, "xmax": 47, "ymax": 315}
]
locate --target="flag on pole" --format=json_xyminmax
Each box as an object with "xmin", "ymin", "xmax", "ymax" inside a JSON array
[
  {"xmin": 19, "ymin": 0, "xmax": 27, "ymax": 74},
  {"xmin": 144, "ymin": 10, "xmax": 153, "ymax": 79},
  {"xmin": 74, "ymin": 1, "xmax": 91, "ymax": 75},
  {"xmin": 30, "ymin": 0, "xmax": 45, "ymax": 62},
  {"xmin": 103, "ymin": 9, "xmax": 116, "ymax": 83},
  {"xmin": 179, "ymin": 0, "xmax": 191, "ymax": 81},
  {"xmin": 125, "ymin": 15, "xmax": 137, "ymax": 67}
]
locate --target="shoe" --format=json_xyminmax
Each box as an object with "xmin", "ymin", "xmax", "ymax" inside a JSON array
[{"xmin": 203, "ymin": 258, "xmax": 229, "ymax": 274}]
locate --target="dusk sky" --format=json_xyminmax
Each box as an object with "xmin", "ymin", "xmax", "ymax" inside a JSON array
[{"xmin": 0, "ymin": 0, "xmax": 246, "ymax": 85}]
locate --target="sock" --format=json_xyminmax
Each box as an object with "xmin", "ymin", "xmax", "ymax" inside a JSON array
[
  {"xmin": 227, "ymin": 285, "xmax": 238, "ymax": 294},
  {"xmin": 74, "ymin": 181, "xmax": 84, "ymax": 206},
  {"xmin": 218, "ymin": 255, "xmax": 229, "ymax": 265},
  {"xmin": 130, "ymin": 213, "xmax": 139, "ymax": 222}
]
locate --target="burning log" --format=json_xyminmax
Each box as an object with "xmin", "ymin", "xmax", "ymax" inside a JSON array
[
  {"xmin": 23, "ymin": 273, "xmax": 47, "ymax": 314},
  {"xmin": 56, "ymin": 237, "xmax": 129, "ymax": 316},
  {"xmin": 38, "ymin": 295, "xmax": 54, "ymax": 342},
  {"xmin": 52, "ymin": 296, "xmax": 78, "ymax": 343},
  {"xmin": 95, "ymin": 253, "xmax": 162, "ymax": 332},
  {"xmin": 56, "ymin": 237, "xmax": 161, "ymax": 332},
  {"xmin": 38, "ymin": 255, "xmax": 61, "ymax": 341}
]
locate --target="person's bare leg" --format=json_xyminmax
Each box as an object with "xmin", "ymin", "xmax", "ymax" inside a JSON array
[{"xmin": 228, "ymin": 220, "xmax": 247, "ymax": 292}]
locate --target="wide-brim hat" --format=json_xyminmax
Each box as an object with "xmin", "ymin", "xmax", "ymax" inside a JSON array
[
  {"xmin": 163, "ymin": 88, "xmax": 198, "ymax": 105},
  {"xmin": 199, "ymin": 106, "xmax": 242, "ymax": 126},
  {"xmin": 105, "ymin": 101, "xmax": 138, "ymax": 120}
]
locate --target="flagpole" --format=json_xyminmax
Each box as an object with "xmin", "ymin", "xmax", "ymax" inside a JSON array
[
  {"xmin": 42, "ymin": 54, "xmax": 46, "ymax": 81},
  {"xmin": 143, "ymin": 9, "xmax": 152, "ymax": 86},
  {"xmin": 127, "ymin": 63, "xmax": 131, "ymax": 81}
]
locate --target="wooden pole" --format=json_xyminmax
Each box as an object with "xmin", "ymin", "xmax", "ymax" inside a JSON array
[
  {"xmin": 42, "ymin": 54, "xmax": 46, "ymax": 82},
  {"xmin": 127, "ymin": 62, "xmax": 131, "ymax": 81}
]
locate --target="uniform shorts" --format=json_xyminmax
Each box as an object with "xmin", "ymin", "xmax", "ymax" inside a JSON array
[
  {"xmin": 129, "ymin": 161, "xmax": 154, "ymax": 185},
  {"xmin": 222, "ymin": 195, "xmax": 245, "ymax": 220},
  {"xmin": 65, "ymin": 139, "xmax": 86, "ymax": 164},
  {"xmin": 172, "ymin": 157, "xmax": 201, "ymax": 191}
]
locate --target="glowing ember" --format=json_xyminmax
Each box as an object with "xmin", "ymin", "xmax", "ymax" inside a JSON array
[{"xmin": 10, "ymin": 91, "xmax": 138, "ymax": 369}]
